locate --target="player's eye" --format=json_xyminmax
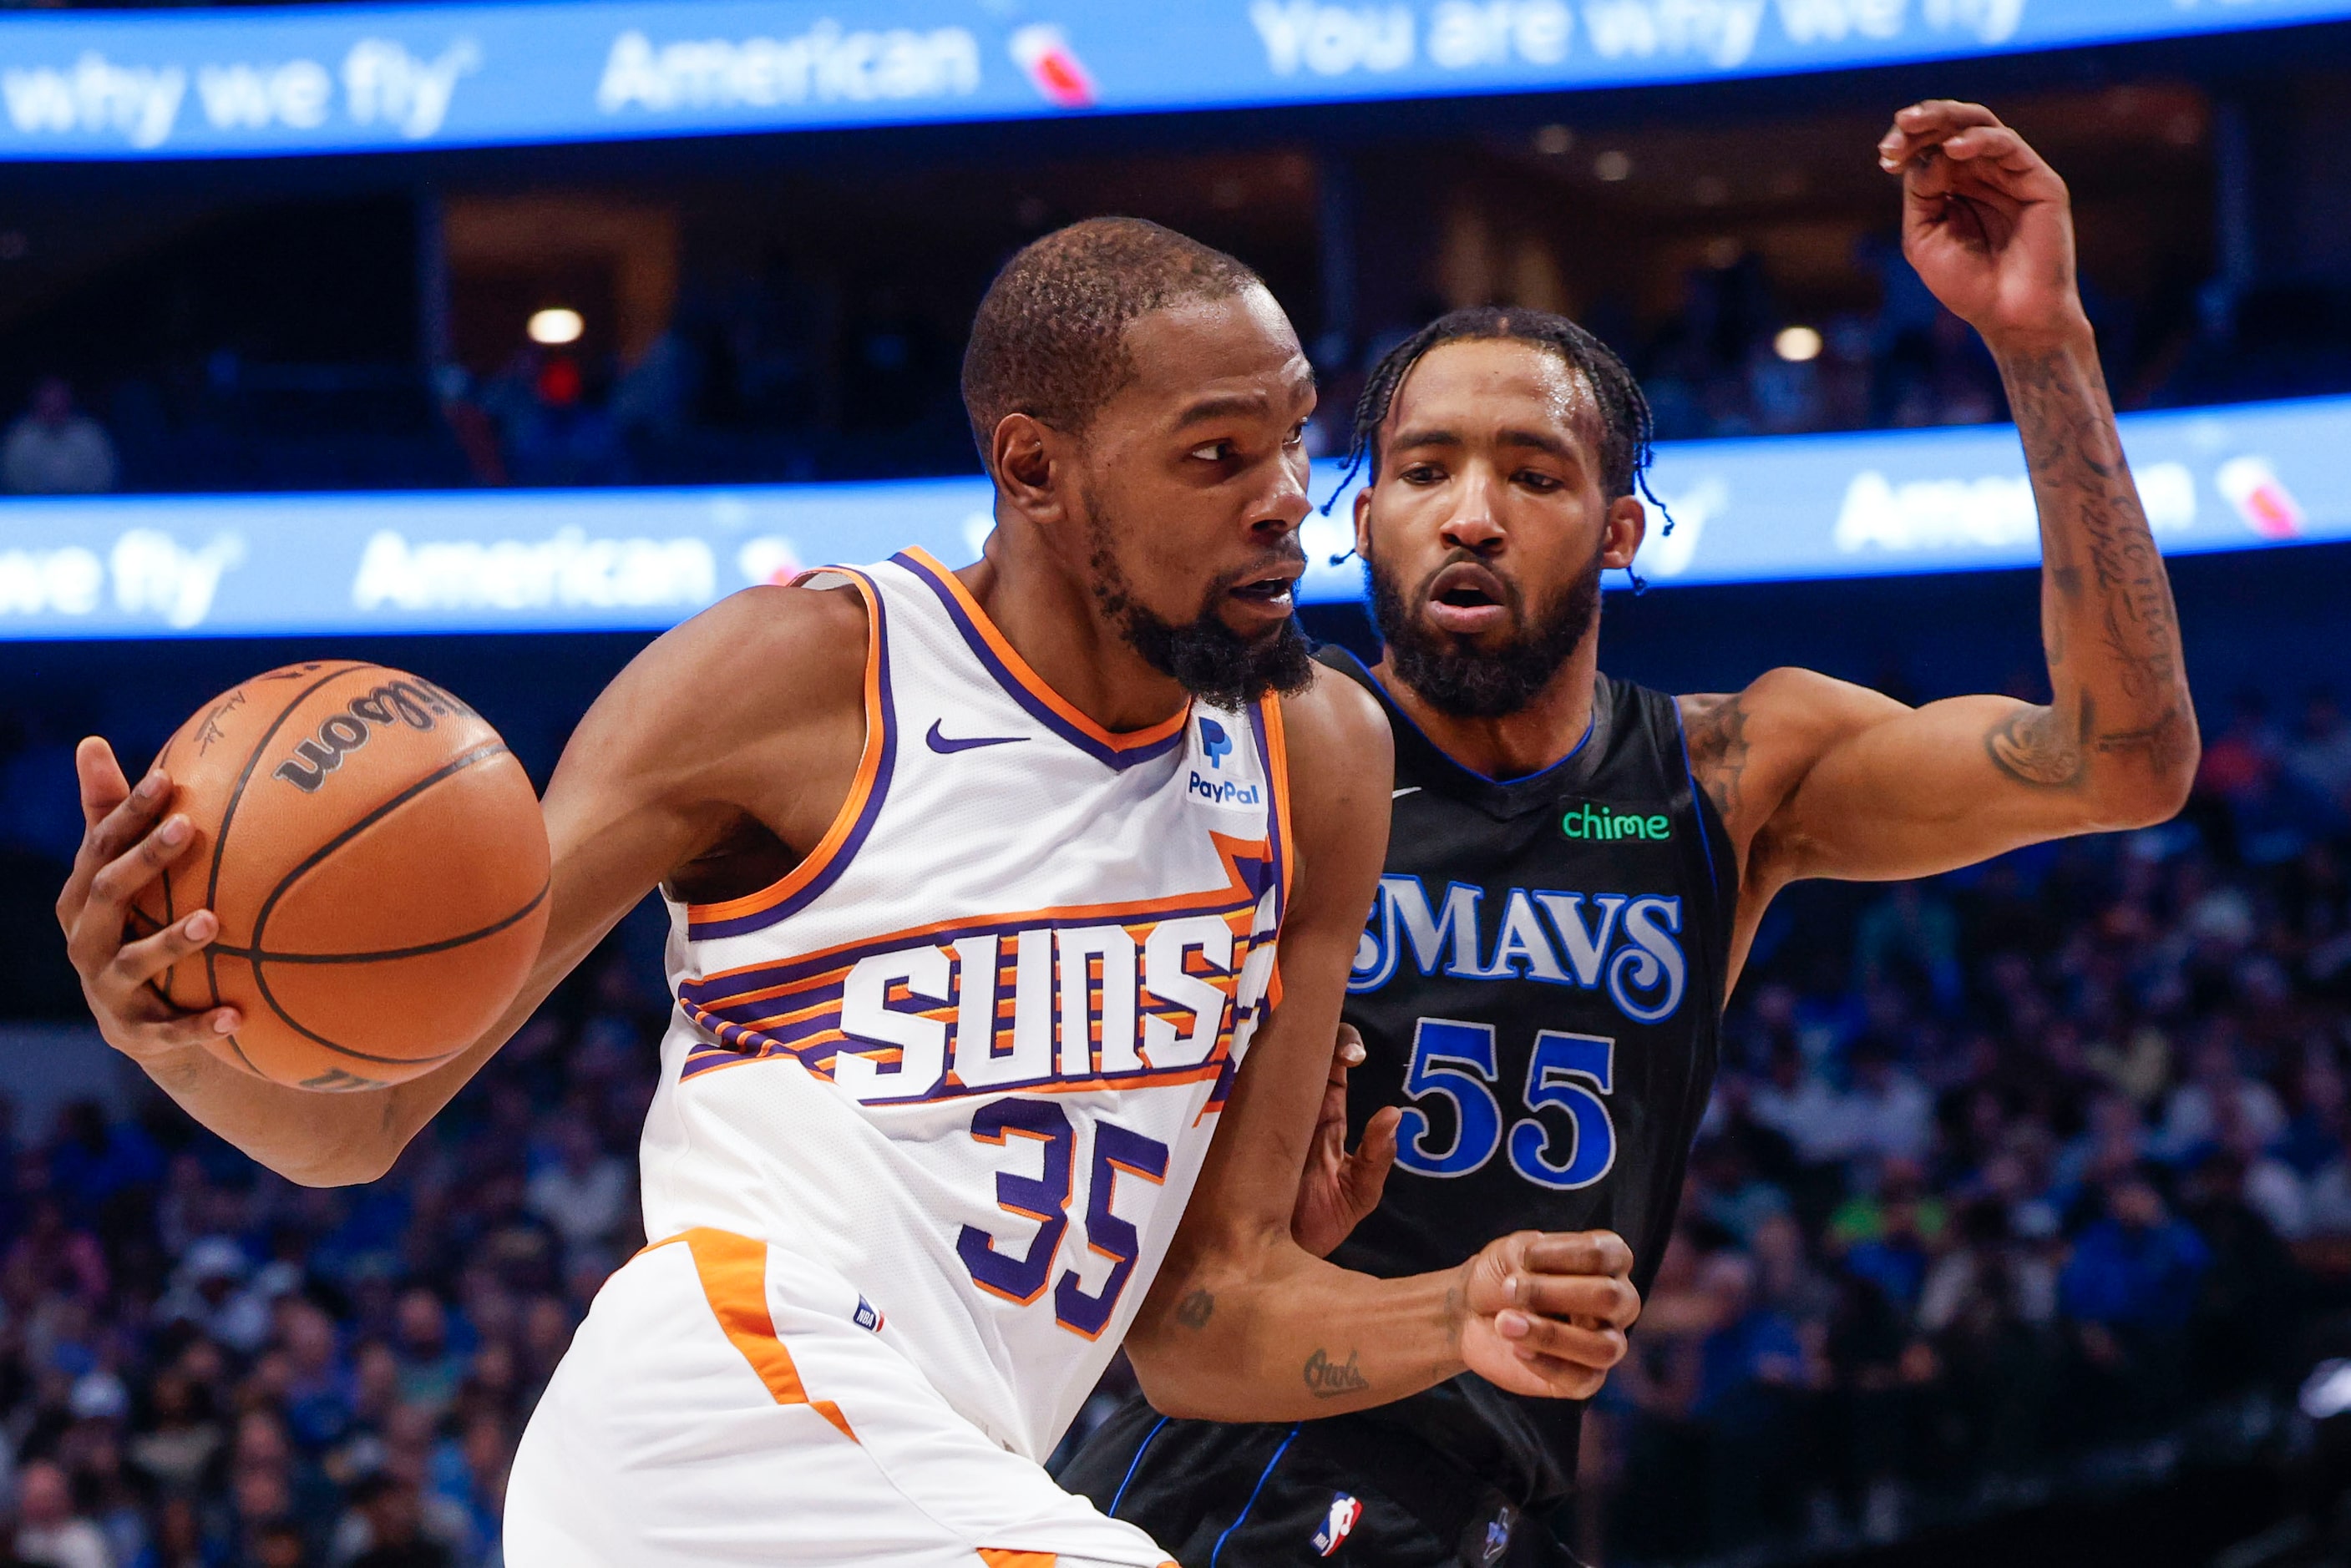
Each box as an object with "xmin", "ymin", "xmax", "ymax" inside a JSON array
[
  {"xmin": 1189, "ymin": 440, "xmax": 1236, "ymax": 463},
  {"xmin": 1283, "ymin": 422, "xmax": 1307, "ymax": 449},
  {"xmin": 1401, "ymin": 463, "xmax": 1444, "ymax": 485},
  {"xmin": 1517, "ymin": 469, "xmax": 1564, "ymax": 493}
]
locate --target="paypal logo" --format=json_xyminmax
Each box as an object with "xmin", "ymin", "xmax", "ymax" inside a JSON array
[
  {"xmin": 1351, "ymin": 875, "xmax": 1687, "ymax": 1024},
  {"xmin": 1189, "ymin": 771, "xmax": 1261, "ymax": 807},
  {"xmin": 1198, "ymin": 716, "xmax": 1234, "ymax": 769}
]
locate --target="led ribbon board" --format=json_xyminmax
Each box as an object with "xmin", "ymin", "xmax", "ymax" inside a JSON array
[
  {"xmin": 2, "ymin": 0, "xmax": 2348, "ymax": 159},
  {"xmin": 0, "ymin": 394, "xmax": 2343, "ymax": 639}
]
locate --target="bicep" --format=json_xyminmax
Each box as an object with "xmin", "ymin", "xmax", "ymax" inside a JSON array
[
  {"xmin": 383, "ymin": 600, "xmax": 803, "ymax": 1139},
  {"xmin": 1767, "ymin": 687, "xmax": 2093, "ymax": 883}
]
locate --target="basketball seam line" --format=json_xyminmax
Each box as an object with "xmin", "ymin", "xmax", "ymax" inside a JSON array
[
  {"xmin": 206, "ymin": 878, "xmax": 550, "ymax": 966},
  {"xmin": 202, "ymin": 661, "xmax": 372, "ymax": 1015},
  {"xmin": 244, "ymin": 740, "xmax": 522, "ymax": 1069}
]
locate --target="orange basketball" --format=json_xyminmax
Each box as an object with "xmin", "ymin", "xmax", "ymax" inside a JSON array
[{"xmin": 126, "ymin": 661, "xmax": 551, "ymax": 1093}]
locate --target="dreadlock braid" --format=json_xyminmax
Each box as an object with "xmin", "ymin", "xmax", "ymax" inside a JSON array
[{"xmin": 1329, "ymin": 306, "xmax": 1664, "ymax": 517}]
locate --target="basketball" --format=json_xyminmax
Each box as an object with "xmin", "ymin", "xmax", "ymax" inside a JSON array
[{"xmin": 127, "ymin": 661, "xmax": 550, "ymax": 1093}]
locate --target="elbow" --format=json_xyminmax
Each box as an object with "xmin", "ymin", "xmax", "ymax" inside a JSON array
[{"xmin": 270, "ymin": 1135, "xmax": 403, "ymax": 1189}]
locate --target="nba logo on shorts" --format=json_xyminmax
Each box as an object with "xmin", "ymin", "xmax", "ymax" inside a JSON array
[
  {"xmin": 1199, "ymin": 717, "xmax": 1234, "ymax": 769},
  {"xmin": 853, "ymin": 1296, "xmax": 884, "ymax": 1333},
  {"xmin": 1311, "ymin": 1493, "xmax": 1362, "ymax": 1557}
]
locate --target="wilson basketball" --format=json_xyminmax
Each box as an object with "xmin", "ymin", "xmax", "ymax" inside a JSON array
[{"xmin": 127, "ymin": 661, "xmax": 550, "ymax": 1093}]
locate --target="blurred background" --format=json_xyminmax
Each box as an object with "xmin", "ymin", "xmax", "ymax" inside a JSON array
[{"xmin": 4, "ymin": 2, "xmax": 2351, "ymax": 1565}]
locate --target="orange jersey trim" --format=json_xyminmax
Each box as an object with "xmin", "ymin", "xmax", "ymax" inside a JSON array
[
  {"xmin": 651, "ymin": 1227, "xmax": 857, "ymax": 1443},
  {"xmin": 901, "ymin": 547, "xmax": 1188, "ymax": 754},
  {"xmin": 685, "ymin": 569, "xmax": 889, "ymax": 930}
]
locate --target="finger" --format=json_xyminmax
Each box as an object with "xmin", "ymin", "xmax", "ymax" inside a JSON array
[
  {"xmin": 1940, "ymin": 126, "xmax": 2066, "ymax": 201},
  {"xmin": 1340, "ymin": 1106, "xmax": 1400, "ymax": 1216},
  {"xmin": 109, "ymin": 908, "xmax": 221, "ymax": 991},
  {"xmin": 1877, "ymin": 99, "xmax": 2001, "ymax": 170},
  {"xmin": 76, "ymin": 736, "xmax": 131, "ymax": 831},
  {"xmin": 1493, "ymin": 1311, "xmax": 1629, "ymax": 1370},
  {"xmin": 1328, "ymin": 1024, "xmax": 1365, "ymax": 1086},
  {"xmin": 68, "ymin": 813, "xmax": 196, "ymax": 973},
  {"xmin": 1509, "ymin": 1272, "xmax": 1643, "ymax": 1328},
  {"xmin": 1518, "ymin": 1229, "xmax": 1635, "ymax": 1281},
  {"xmin": 117, "ymin": 1008, "xmax": 246, "ymax": 1057}
]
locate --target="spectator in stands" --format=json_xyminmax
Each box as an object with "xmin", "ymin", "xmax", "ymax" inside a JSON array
[
  {"xmin": 2061, "ymin": 1171, "xmax": 2212, "ymax": 1428},
  {"xmin": 16, "ymin": 1457, "xmax": 110, "ymax": 1568},
  {"xmin": 1, "ymin": 379, "xmax": 117, "ymax": 496}
]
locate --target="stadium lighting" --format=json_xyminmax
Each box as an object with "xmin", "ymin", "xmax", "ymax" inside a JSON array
[
  {"xmin": 528, "ymin": 308, "xmax": 585, "ymax": 346},
  {"xmin": 1594, "ymin": 150, "xmax": 1632, "ymax": 182},
  {"xmin": 1533, "ymin": 124, "xmax": 1575, "ymax": 156},
  {"xmin": 1775, "ymin": 325, "xmax": 1824, "ymax": 362}
]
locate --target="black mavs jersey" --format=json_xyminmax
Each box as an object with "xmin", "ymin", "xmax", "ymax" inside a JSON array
[{"xmin": 1064, "ymin": 650, "xmax": 1739, "ymax": 1565}]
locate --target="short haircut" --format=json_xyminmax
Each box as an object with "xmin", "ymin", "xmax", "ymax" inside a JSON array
[
  {"xmin": 1346, "ymin": 306, "xmax": 1655, "ymax": 502},
  {"xmin": 961, "ymin": 217, "xmax": 1264, "ymax": 473}
]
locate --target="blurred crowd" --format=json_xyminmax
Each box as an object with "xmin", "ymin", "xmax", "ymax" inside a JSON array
[
  {"xmin": 18, "ymin": 231, "xmax": 2345, "ymax": 497},
  {"xmin": 0, "ymin": 682, "xmax": 2346, "ymax": 1565},
  {"xmin": 1566, "ymin": 687, "xmax": 2351, "ymax": 1560},
  {"xmin": 0, "ymin": 936, "xmax": 663, "ymax": 1567}
]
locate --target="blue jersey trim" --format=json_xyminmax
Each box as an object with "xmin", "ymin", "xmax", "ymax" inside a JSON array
[
  {"xmin": 1209, "ymin": 1424, "xmax": 1300, "ymax": 1567},
  {"xmin": 1108, "ymin": 1416, "xmax": 1171, "ymax": 1519},
  {"xmin": 1328, "ymin": 645, "xmax": 1595, "ymax": 786}
]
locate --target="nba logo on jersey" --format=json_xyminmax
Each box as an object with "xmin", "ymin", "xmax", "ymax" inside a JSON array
[{"xmin": 1312, "ymin": 1493, "xmax": 1363, "ymax": 1557}]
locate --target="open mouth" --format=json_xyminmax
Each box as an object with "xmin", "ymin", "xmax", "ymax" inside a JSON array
[
  {"xmin": 1228, "ymin": 566, "xmax": 1301, "ymax": 609},
  {"xmin": 1423, "ymin": 561, "xmax": 1512, "ymax": 632}
]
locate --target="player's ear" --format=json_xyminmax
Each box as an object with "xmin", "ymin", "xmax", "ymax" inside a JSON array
[
  {"xmin": 1601, "ymin": 494, "xmax": 1646, "ymax": 571},
  {"xmin": 991, "ymin": 413, "xmax": 1068, "ymax": 526},
  {"xmin": 1352, "ymin": 484, "xmax": 1374, "ymax": 560}
]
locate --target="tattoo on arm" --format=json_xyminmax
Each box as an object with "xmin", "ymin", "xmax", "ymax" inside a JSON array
[
  {"xmin": 1683, "ymin": 693, "xmax": 1752, "ymax": 827},
  {"xmin": 1984, "ymin": 698, "xmax": 2090, "ymax": 790},
  {"xmin": 2001, "ymin": 344, "xmax": 2197, "ymax": 791},
  {"xmin": 1173, "ymin": 1289, "xmax": 1214, "ymax": 1331},
  {"xmin": 1302, "ymin": 1347, "xmax": 1371, "ymax": 1399}
]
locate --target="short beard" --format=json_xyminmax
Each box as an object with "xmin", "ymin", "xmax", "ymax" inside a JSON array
[
  {"xmin": 1369, "ymin": 544, "xmax": 1601, "ymax": 720},
  {"xmin": 1086, "ymin": 508, "xmax": 1315, "ymax": 711}
]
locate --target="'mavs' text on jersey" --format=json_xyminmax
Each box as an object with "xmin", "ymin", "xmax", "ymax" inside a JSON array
[{"xmin": 1350, "ymin": 875, "xmax": 1687, "ymax": 1024}]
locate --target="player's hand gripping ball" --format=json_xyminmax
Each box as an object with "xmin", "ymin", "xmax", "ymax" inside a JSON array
[{"xmin": 126, "ymin": 662, "xmax": 550, "ymax": 1091}]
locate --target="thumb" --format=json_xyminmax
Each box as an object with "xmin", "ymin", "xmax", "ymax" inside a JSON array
[{"xmin": 76, "ymin": 736, "xmax": 130, "ymax": 828}]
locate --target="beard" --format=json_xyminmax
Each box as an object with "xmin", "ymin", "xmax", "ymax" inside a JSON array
[
  {"xmin": 1085, "ymin": 505, "xmax": 1315, "ymax": 712},
  {"xmin": 1367, "ymin": 542, "xmax": 1602, "ymax": 720}
]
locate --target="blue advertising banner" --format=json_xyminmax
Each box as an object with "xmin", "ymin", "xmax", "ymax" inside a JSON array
[
  {"xmin": 2, "ymin": 0, "xmax": 2347, "ymax": 160},
  {"xmin": 0, "ymin": 393, "xmax": 2343, "ymax": 639}
]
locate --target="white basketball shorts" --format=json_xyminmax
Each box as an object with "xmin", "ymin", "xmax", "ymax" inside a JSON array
[{"xmin": 503, "ymin": 1227, "xmax": 1175, "ymax": 1568}]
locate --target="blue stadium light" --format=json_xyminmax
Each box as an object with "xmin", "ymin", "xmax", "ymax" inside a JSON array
[
  {"xmin": 1, "ymin": 0, "xmax": 2348, "ymax": 160},
  {"xmin": 0, "ymin": 392, "xmax": 2344, "ymax": 639}
]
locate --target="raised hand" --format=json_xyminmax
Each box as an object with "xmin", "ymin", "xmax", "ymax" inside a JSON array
[
  {"xmin": 1878, "ymin": 99, "xmax": 2086, "ymax": 351},
  {"xmin": 1456, "ymin": 1229, "xmax": 1640, "ymax": 1400},
  {"xmin": 1290, "ymin": 1024, "xmax": 1401, "ymax": 1258},
  {"xmin": 54, "ymin": 736, "xmax": 241, "ymax": 1064}
]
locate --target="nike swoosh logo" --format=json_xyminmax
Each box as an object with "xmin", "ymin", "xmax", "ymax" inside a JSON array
[
  {"xmin": 926, "ymin": 720, "xmax": 1027, "ymax": 755},
  {"xmin": 1392, "ymin": 787, "xmax": 1421, "ymax": 798}
]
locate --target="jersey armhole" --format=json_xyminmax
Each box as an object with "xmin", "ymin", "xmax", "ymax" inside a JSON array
[
  {"xmin": 683, "ymin": 569, "xmax": 897, "ymax": 942},
  {"xmin": 1257, "ymin": 691, "xmax": 1294, "ymax": 1009}
]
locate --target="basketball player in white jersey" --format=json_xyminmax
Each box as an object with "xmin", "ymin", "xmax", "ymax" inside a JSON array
[{"xmin": 56, "ymin": 221, "xmax": 1644, "ymax": 1566}]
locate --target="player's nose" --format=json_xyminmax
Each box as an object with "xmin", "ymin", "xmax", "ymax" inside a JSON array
[
  {"xmin": 1438, "ymin": 473, "xmax": 1507, "ymax": 554},
  {"xmin": 1250, "ymin": 450, "xmax": 1313, "ymax": 535}
]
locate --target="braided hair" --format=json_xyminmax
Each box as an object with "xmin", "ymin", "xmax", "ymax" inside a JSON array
[{"xmin": 1332, "ymin": 306, "xmax": 1663, "ymax": 515}]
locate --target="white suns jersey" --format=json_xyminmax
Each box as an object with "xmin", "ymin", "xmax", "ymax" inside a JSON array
[{"xmin": 640, "ymin": 547, "xmax": 1292, "ymax": 1463}]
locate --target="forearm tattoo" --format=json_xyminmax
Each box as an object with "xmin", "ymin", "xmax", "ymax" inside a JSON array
[{"xmin": 1987, "ymin": 344, "xmax": 2196, "ymax": 789}]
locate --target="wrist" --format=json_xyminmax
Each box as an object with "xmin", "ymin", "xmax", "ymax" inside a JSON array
[{"xmin": 1984, "ymin": 311, "xmax": 2096, "ymax": 364}]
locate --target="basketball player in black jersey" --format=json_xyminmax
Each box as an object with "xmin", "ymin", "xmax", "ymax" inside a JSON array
[{"xmin": 1064, "ymin": 101, "xmax": 2198, "ymax": 1565}]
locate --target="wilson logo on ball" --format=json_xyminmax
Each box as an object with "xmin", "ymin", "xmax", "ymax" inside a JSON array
[{"xmin": 271, "ymin": 678, "xmax": 475, "ymax": 793}]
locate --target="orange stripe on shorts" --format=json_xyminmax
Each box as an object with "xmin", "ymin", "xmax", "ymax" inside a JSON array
[
  {"xmin": 975, "ymin": 1553, "xmax": 1055, "ymax": 1568},
  {"xmin": 660, "ymin": 1227, "xmax": 857, "ymax": 1443}
]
